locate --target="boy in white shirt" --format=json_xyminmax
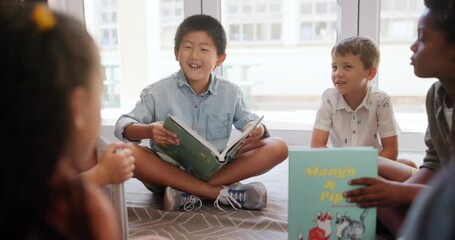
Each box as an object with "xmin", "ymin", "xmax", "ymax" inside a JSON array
[{"xmin": 311, "ymin": 36, "xmax": 417, "ymax": 181}]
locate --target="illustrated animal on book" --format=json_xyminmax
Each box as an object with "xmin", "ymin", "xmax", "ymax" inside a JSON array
[
  {"xmin": 308, "ymin": 211, "xmax": 332, "ymax": 240},
  {"xmin": 336, "ymin": 209, "xmax": 368, "ymax": 240}
]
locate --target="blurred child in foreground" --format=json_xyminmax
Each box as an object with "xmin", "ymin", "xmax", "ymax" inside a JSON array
[
  {"xmin": 0, "ymin": 3, "xmax": 138, "ymax": 239},
  {"xmin": 344, "ymin": 0, "xmax": 455, "ymax": 237}
]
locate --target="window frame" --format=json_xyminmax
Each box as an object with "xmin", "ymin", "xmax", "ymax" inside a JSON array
[{"xmin": 49, "ymin": 0, "xmax": 427, "ymax": 152}]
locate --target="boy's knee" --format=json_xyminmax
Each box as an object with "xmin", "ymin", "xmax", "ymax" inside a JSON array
[
  {"xmin": 397, "ymin": 158, "xmax": 418, "ymax": 169},
  {"xmin": 266, "ymin": 137, "xmax": 289, "ymax": 161},
  {"xmin": 129, "ymin": 144, "xmax": 158, "ymax": 164}
]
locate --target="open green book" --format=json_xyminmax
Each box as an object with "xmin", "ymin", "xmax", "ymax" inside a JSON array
[
  {"xmin": 288, "ymin": 147, "xmax": 377, "ymax": 240},
  {"xmin": 156, "ymin": 115, "xmax": 264, "ymax": 181}
]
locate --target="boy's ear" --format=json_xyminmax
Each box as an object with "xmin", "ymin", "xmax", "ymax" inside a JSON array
[
  {"xmin": 367, "ymin": 67, "xmax": 378, "ymax": 80},
  {"xmin": 215, "ymin": 53, "xmax": 227, "ymax": 67},
  {"xmin": 174, "ymin": 48, "xmax": 179, "ymax": 61}
]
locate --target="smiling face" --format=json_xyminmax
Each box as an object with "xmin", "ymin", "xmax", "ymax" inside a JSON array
[
  {"xmin": 331, "ymin": 53, "xmax": 376, "ymax": 98},
  {"xmin": 410, "ymin": 8, "xmax": 455, "ymax": 92},
  {"xmin": 175, "ymin": 30, "xmax": 226, "ymax": 89}
]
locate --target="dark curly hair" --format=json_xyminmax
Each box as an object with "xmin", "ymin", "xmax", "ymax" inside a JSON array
[{"xmin": 425, "ymin": 0, "xmax": 455, "ymax": 43}]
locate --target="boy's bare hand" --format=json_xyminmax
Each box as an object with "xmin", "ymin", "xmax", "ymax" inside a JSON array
[
  {"xmin": 236, "ymin": 123, "xmax": 266, "ymax": 155},
  {"xmin": 149, "ymin": 121, "xmax": 179, "ymax": 145},
  {"xmin": 242, "ymin": 123, "xmax": 265, "ymax": 145},
  {"xmin": 343, "ymin": 177, "xmax": 408, "ymax": 207}
]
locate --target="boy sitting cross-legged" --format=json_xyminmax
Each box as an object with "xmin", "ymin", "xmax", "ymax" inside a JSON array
[{"xmin": 114, "ymin": 14, "xmax": 288, "ymax": 212}]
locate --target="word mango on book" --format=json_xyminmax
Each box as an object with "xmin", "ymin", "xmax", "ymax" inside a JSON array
[
  {"xmin": 156, "ymin": 115, "xmax": 264, "ymax": 181},
  {"xmin": 288, "ymin": 147, "xmax": 377, "ymax": 240}
]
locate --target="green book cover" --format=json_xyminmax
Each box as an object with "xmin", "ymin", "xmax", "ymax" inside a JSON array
[
  {"xmin": 288, "ymin": 147, "xmax": 377, "ymax": 240},
  {"xmin": 156, "ymin": 115, "xmax": 263, "ymax": 181}
]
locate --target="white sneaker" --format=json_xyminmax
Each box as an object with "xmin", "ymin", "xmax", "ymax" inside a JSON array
[
  {"xmin": 163, "ymin": 186, "xmax": 202, "ymax": 211},
  {"xmin": 214, "ymin": 182, "xmax": 267, "ymax": 211}
]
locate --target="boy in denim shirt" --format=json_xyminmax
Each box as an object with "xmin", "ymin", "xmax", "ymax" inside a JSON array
[{"xmin": 115, "ymin": 14, "xmax": 288, "ymax": 211}]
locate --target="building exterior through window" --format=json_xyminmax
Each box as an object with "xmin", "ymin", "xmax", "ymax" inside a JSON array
[{"xmin": 83, "ymin": 0, "xmax": 431, "ymax": 133}]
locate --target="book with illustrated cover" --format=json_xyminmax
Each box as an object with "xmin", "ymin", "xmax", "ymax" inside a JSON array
[
  {"xmin": 288, "ymin": 147, "xmax": 377, "ymax": 240},
  {"xmin": 156, "ymin": 115, "xmax": 264, "ymax": 181}
]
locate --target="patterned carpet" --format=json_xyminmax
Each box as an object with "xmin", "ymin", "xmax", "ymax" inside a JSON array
[
  {"xmin": 124, "ymin": 154, "xmax": 401, "ymax": 240},
  {"xmin": 125, "ymin": 161, "xmax": 289, "ymax": 240}
]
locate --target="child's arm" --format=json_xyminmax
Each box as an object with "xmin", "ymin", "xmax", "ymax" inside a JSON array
[
  {"xmin": 123, "ymin": 122, "xmax": 179, "ymax": 145},
  {"xmin": 237, "ymin": 122, "xmax": 266, "ymax": 155},
  {"xmin": 343, "ymin": 175, "xmax": 430, "ymax": 208},
  {"xmin": 310, "ymin": 128, "xmax": 329, "ymax": 148},
  {"xmin": 242, "ymin": 122, "xmax": 265, "ymax": 145},
  {"xmin": 379, "ymin": 135, "xmax": 398, "ymax": 160},
  {"xmin": 85, "ymin": 183, "xmax": 123, "ymax": 240},
  {"xmin": 81, "ymin": 143, "xmax": 135, "ymax": 187},
  {"xmin": 311, "ymin": 89, "xmax": 333, "ymax": 148}
]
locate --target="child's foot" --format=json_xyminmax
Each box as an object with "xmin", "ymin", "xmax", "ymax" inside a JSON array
[
  {"xmin": 214, "ymin": 182, "xmax": 267, "ymax": 211},
  {"xmin": 163, "ymin": 186, "xmax": 202, "ymax": 211}
]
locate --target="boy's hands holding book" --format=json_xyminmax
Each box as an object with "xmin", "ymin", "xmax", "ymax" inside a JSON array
[
  {"xmin": 237, "ymin": 123, "xmax": 265, "ymax": 155},
  {"xmin": 149, "ymin": 121, "xmax": 179, "ymax": 145},
  {"xmin": 155, "ymin": 115, "xmax": 264, "ymax": 180},
  {"xmin": 242, "ymin": 122, "xmax": 265, "ymax": 145}
]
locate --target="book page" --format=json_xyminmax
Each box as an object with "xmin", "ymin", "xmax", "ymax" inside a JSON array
[
  {"xmin": 220, "ymin": 116, "xmax": 264, "ymax": 162},
  {"xmin": 158, "ymin": 116, "xmax": 224, "ymax": 180}
]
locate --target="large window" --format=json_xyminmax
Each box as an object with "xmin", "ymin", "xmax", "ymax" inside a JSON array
[
  {"xmin": 224, "ymin": 0, "xmax": 282, "ymax": 43},
  {"xmin": 98, "ymin": 0, "xmax": 117, "ymax": 46},
  {"xmin": 221, "ymin": 0, "xmax": 336, "ymax": 130},
  {"xmin": 83, "ymin": 0, "xmax": 184, "ymax": 118},
  {"xmin": 299, "ymin": 0, "xmax": 336, "ymax": 42},
  {"xmin": 75, "ymin": 0, "xmax": 430, "ymax": 138},
  {"xmin": 379, "ymin": 0, "xmax": 436, "ymax": 133}
]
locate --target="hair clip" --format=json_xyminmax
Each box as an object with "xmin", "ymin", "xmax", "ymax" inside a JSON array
[{"xmin": 31, "ymin": 3, "xmax": 56, "ymax": 32}]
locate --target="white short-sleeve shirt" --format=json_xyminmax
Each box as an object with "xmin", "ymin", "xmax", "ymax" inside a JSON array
[{"xmin": 313, "ymin": 85, "xmax": 400, "ymax": 150}]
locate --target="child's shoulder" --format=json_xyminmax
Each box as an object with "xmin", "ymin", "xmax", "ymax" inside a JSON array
[
  {"xmin": 141, "ymin": 72, "xmax": 180, "ymax": 93},
  {"xmin": 213, "ymin": 74, "xmax": 243, "ymax": 92},
  {"xmin": 367, "ymin": 85, "xmax": 395, "ymax": 107},
  {"xmin": 425, "ymin": 81, "xmax": 443, "ymax": 105},
  {"xmin": 368, "ymin": 85, "xmax": 391, "ymax": 99},
  {"xmin": 321, "ymin": 87, "xmax": 339, "ymax": 98},
  {"xmin": 428, "ymin": 81, "xmax": 442, "ymax": 94}
]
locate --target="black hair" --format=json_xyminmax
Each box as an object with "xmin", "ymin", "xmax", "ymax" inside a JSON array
[
  {"xmin": 424, "ymin": 0, "xmax": 455, "ymax": 43},
  {"xmin": 174, "ymin": 14, "xmax": 227, "ymax": 56},
  {"xmin": 0, "ymin": 2, "xmax": 98, "ymax": 239}
]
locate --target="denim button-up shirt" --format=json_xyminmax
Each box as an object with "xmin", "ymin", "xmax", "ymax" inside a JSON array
[{"xmin": 115, "ymin": 70, "xmax": 259, "ymax": 152}]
